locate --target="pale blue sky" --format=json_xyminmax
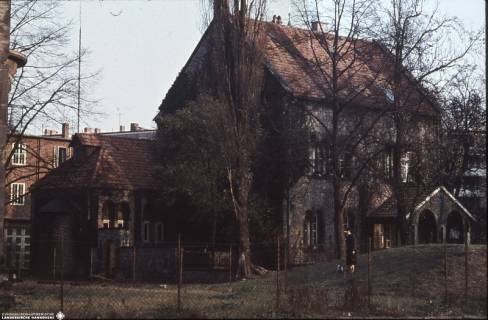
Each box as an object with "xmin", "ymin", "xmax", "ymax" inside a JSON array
[{"xmin": 57, "ymin": 0, "xmax": 484, "ymax": 133}]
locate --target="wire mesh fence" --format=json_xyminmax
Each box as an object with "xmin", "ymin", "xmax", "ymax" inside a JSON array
[{"xmin": 1, "ymin": 237, "xmax": 486, "ymax": 318}]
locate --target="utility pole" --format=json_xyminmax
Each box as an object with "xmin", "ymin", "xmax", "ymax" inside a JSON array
[{"xmin": 77, "ymin": 0, "xmax": 82, "ymax": 133}]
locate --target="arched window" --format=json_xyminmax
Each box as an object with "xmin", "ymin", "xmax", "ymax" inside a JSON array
[
  {"xmin": 418, "ymin": 210, "xmax": 437, "ymax": 244},
  {"xmin": 116, "ymin": 202, "xmax": 131, "ymax": 229},
  {"xmin": 102, "ymin": 201, "xmax": 116, "ymax": 228}
]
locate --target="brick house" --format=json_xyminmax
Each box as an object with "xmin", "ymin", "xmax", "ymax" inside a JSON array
[
  {"xmin": 29, "ymin": 132, "xmax": 181, "ymax": 278},
  {"xmin": 4, "ymin": 123, "xmax": 71, "ymax": 270},
  {"xmin": 155, "ymin": 17, "xmax": 477, "ymax": 263}
]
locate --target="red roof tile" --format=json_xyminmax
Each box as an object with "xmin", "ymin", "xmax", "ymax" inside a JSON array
[
  {"xmin": 263, "ymin": 23, "xmax": 437, "ymax": 113},
  {"xmin": 34, "ymin": 134, "xmax": 158, "ymax": 191}
]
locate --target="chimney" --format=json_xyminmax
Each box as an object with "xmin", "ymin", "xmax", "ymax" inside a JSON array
[
  {"xmin": 119, "ymin": 125, "xmax": 125, "ymax": 132},
  {"xmin": 130, "ymin": 123, "xmax": 139, "ymax": 132},
  {"xmin": 62, "ymin": 123, "xmax": 69, "ymax": 139},
  {"xmin": 213, "ymin": 0, "xmax": 229, "ymax": 19},
  {"xmin": 94, "ymin": 128, "xmax": 101, "ymax": 134},
  {"xmin": 84, "ymin": 127, "xmax": 92, "ymax": 133},
  {"xmin": 311, "ymin": 21, "xmax": 327, "ymax": 33}
]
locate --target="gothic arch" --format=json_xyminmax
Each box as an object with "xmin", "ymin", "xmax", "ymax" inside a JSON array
[
  {"xmin": 417, "ymin": 210, "xmax": 437, "ymax": 244},
  {"xmin": 101, "ymin": 201, "xmax": 116, "ymax": 228},
  {"xmin": 303, "ymin": 210, "xmax": 318, "ymax": 249},
  {"xmin": 116, "ymin": 202, "xmax": 131, "ymax": 229},
  {"xmin": 446, "ymin": 211, "xmax": 464, "ymax": 244}
]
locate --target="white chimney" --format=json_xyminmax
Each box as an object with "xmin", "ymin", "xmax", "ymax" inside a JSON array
[{"xmin": 311, "ymin": 21, "xmax": 327, "ymax": 33}]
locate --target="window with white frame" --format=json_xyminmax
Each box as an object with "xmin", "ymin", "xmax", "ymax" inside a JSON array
[
  {"xmin": 10, "ymin": 183, "xmax": 26, "ymax": 205},
  {"xmin": 143, "ymin": 221, "xmax": 150, "ymax": 243},
  {"xmin": 5, "ymin": 227, "xmax": 30, "ymax": 269},
  {"xmin": 310, "ymin": 144, "xmax": 332, "ymax": 176},
  {"xmin": 53, "ymin": 146, "xmax": 68, "ymax": 168},
  {"xmin": 401, "ymin": 151, "xmax": 413, "ymax": 182},
  {"xmin": 12, "ymin": 144, "xmax": 27, "ymax": 166},
  {"xmin": 155, "ymin": 222, "xmax": 163, "ymax": 242}
]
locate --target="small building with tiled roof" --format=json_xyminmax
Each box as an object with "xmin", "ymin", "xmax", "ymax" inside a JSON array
[
  {"xmin": 367, "ymin": 184, "xmax": 476, "ymax": 249},
  {"xmin": 29, "ymin": 133, "xmax": 175, "ymax": 278}
]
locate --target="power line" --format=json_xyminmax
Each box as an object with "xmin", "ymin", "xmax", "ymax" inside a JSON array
[{"xmin": 77, "ymin": 0, "xmax": 82, "ymax": 133}]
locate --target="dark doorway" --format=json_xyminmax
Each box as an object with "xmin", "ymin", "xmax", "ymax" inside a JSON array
[
  {"xmin": 446, "ymin": 211, "xmax": 464, "ymax": 244},
  {"xmin": 418, "ymin": 210, "xmax": 437, "ymax": 244}
]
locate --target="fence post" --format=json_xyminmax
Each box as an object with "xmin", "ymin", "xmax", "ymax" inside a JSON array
[
  {"xmin": 367, "ymin": 237, "xmax": 371, "ymax": 309},
  {"xmin": 464, "ymin": 225, "xmax": 468, "ymax": 303},
  {"xmin": 444, "ymin": 241, "xmax": 448, "ymax": 303},
  {"xmin": 89, "ymin": 247, "xmax": 94, "ymax": 277},
  {"xmin": 60, "ymin": 235, "xmax": 64, "ymax": 312},
  {"xmin": 16, "ymin": 250, "xmax": 21, "ymax": 281},
  {"xmin": 276, "ymin": 235, "xmax": 280, "ymax": 311},
  {"xmin": 132, "ymin": 246, "xmax": 137, "ymax": 282},
  {"xmin": 177, "ymin": 234, "xmax": 181, "ymax": 314},
  {"xmin": 229, "ymin": 245, "xmax": 232, "ymax": 289},
  {"xmin": 284, "ymin": 236, "xmax": 288, "ymax": 294},
  {"xmin": 53, "ymin": 246, "xmax": 57, "ymax": 281}
]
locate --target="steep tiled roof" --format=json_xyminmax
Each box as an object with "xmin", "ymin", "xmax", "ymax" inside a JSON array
[
  {"xmin": 33, "ymin": 134, "xmax": 158, "ymax": 191},
  {"xmin": 263, "ymin": 23, "xmax": 437, "ymax": 113},
  {"xmin": 158, "ymin": 21, "xmax": 438, "ymax": 117},
  {"xmin": 367, "ymin": 184, "xmax": 432, "ymax": 218}
]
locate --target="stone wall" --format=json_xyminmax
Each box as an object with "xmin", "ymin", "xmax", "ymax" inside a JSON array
[{"xmin": 288, "ymin": 176, "xmax": 336, "ymax": 263}]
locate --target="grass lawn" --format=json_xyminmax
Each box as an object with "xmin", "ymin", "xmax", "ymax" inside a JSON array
[{"xmin": 6, "ymin": 244, "xmax": 487, "ymax": 318}]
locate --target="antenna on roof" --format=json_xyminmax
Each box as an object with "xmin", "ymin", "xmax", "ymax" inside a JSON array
[
  {"xmin": 287, "ymin": 1, "xmax": 292, "ymax": 26},
  {"xmin": 77, "ymin": 0, "xmax": 82, "ymax": 133},
  {"xmin": 117, "ymin": 107, "xmax": 122, "ymax": 128}
]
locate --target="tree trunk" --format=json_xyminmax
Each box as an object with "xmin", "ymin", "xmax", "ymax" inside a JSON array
[
  {"xmin": 236, "ymin": 204, "xmax": 252, "ymax": 277},
  {"xmin": 336, "ymin": 206, "xmax": 346, "ymax": 259},
  {"xmin": 333, "ymin": 178, "xmax": 346, "ymax": 259}
]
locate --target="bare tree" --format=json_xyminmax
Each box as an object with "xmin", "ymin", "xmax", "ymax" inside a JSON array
[
  {"xmin": 439, "ymin": 66, "xmax": 485, "ymax": 197},
  {"xmin": 374, "ymin": 0, "xmax": 482, "ymax": 244},
  {"xmin": 157, "ymin": 0, "xmax": 269, "ymax": 277},
  {"xmin": 8, "ymin": 1, "xmax": 99, "ymax": 134},
  {"xmin": 292, "ymin": 0, "xmax": 392, "ymax": 258},
  {"xmin": 4, "ymin": 0, "xmax": 100, "ymax": 200}
]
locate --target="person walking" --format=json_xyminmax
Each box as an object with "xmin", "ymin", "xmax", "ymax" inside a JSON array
[{"xmin": 345, "ymin": 228, "xmax": 357, "ymax": 273}]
